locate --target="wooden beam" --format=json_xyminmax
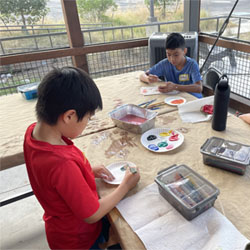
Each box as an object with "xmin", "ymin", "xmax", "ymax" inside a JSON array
[
  {"xmin": 184, "ymin": 0, "xmax": 201, "ymax": 32},
  {"xmin": 61, "ymin": 0, "xmax": 89, "ymax": 72},
  {"xmin": 199, "ymin": 34, "xmax": 250, "ymax": 53},
  {"xmin": 0, "ymin": 39, "xmax": 148, "ymax": 65}
]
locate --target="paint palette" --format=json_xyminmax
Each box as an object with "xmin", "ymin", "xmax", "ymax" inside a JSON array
[
  {"xmin": 140, "ymin": 128, "xmax": 184, "ymax": 153},
  {"xmin": 164, "ymin": 96, "xmax": 186, "ymax": 106},
  {"xmin": 104, "ymin": 161, "xmax": 136, "ymax": 185}
]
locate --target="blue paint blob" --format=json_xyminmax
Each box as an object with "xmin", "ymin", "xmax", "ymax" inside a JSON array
[{"xmin": 148, "ymin": 144, "xmax": 159, "ymax": 151}]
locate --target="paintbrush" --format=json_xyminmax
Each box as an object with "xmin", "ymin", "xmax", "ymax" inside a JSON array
[
  {"xmin": 120, "ymin": 164, "xmax": 137, "ymax": 174},
  {"xmin": 147, "ymin": 101, "xmax": 166, "ymax": 109}
]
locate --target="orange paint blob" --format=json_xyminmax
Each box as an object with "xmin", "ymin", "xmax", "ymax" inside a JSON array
[{"xmin": 171, "ymin": 99, "xmax": 184, "ymax": 105}]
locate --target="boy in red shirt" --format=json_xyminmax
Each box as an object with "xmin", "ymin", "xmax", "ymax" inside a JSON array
[{"xmin": 23, "ymin": 67, "xmax": 140, "ymax": 249}]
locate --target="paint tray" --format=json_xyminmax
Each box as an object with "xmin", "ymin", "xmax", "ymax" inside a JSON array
[
  {"xmin": 155, "ymin": 164, "xmax": 219, "ymax": 220},
  {"xmin": 109, "ymin": 104, "xmax": 157, "ymax": 134},
  {"xmin": 17, "ymin": 82, "xmax": 39, "ymax": 100},
  {"xmin": 200, "ymin": 137, "xmax": 250, "ymax": 175}
]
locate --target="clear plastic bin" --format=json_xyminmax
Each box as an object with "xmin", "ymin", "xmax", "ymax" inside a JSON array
[
  {"xmin": 200, "ymin": 136, "xmax": 250, "ymax": 175},
  {"xmin": 155, "ymin": 164, "xmax": 219, "ymax": 220},
  {"xmin": 109, "ymin": 104, "xmax": 157, "ymax": 134},
  {"xmin": 17, "ymin": 82, "xmax": 39, "ymax": 100}
]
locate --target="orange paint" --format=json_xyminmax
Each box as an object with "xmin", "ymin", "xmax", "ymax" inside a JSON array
[{"xmin": 171, "ymin": 99, "xmax": 184, "ymax": 105}]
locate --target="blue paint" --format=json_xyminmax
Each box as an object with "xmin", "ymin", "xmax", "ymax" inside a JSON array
[{"xmin": 148, "ymin": 144, "xmax": 159, "ymax": 151}]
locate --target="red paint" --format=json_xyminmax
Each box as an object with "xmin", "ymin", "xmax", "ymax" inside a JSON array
[
  {"xmin": 120, "ymin": 114, "xmax": 147, "ymax": 125},
  {"xmin": 169, "ymin": 131, "xmax": 179, "ymax": 141},
  {"xmin": 201, "ymin": 104, "xmax": 213, "ymax": 114}
]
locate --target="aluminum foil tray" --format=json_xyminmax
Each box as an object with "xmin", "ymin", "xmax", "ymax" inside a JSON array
[{"xmin": 109, "ymin": 104, "xmax": 158, "ymax": 134}]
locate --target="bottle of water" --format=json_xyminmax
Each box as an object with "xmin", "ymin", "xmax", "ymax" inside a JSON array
[{"xmin": 212, "ymin": 75, "xmax": 230, "ymax": 131}]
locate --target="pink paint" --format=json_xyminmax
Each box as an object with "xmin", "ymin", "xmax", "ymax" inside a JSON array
[
  {"xmin": 120, "ymin": 114, "xmax": 147, "ymax": 125},
  {"xmin": 166, "ymin": 144, "xmax": 174, "ymax": 150}
]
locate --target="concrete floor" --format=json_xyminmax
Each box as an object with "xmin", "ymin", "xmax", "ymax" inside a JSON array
[
  {"xmin": 0, "ymin": 165, "xmax": 119, "ymax": 250},
  {"xmin": 0, "ymin": 164, "xmax": 49, "ymax": 250}
]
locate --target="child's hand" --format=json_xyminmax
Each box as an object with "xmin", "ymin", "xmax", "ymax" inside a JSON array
[
  {"xmin": 146, "ymin": 73, "xmax": 160, "ymax": 84},
  {"xmin": 158, "ymin": 81, "xmax": 176, "ymax": 93},
  {"xmin": 92, "ymin": 165, "xmax": 115, "ymax": 182},
  {"xmin": 121, "ymin": 166, "xmax": 140, "ymax": 191}
]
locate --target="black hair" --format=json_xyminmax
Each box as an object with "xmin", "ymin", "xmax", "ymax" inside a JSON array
[
  {"xmin": 36, "ymin": 66, "xmax": 103, "ymax": 125},
  {"xmin": 166, "ymin": 33, "xmax": 185, "ymax": 50}
]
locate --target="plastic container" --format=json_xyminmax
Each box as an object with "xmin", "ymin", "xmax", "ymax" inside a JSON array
[
  {"xmin": 155, "ymin": 164, "xmax": 219, "ymax": 220},
  {"xmin": 200, "ymin": 137, "xmax": 250, "ymax": 175},
  {"xmin": 109, "ymin": 104, "xmax": 158, "ymax": 134},
  {"xmin": 17, "ymin": 82, "xmax": 39, "ymax": 100},
  {"xmin": 212, "ymin": 75, "xmax": 230, "ymax": 131}
]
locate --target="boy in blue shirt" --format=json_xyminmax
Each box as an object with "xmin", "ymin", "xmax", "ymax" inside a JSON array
[{"xmin": 140, "ymin": 32, "xmax": 203, "ymax": 98}]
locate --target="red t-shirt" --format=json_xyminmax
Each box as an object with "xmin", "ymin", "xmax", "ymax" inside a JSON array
[{"xmin": 23, "ymin": 123, "xmax": 102, "ymax": 249}]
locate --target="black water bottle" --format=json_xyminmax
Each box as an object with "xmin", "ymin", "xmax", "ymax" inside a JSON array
[{"xmin": 212, "ymin": 75, "xmax": 230, "ymax": 131}]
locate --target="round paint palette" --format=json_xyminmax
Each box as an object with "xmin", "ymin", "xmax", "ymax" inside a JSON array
[
  {"xmin": 104, "ymin": 161, "xmax": 136, "ymax": 185},
  {"xmin": 164, "ymin": 96, "xmax": 186, "ymax": 106},
  {"xmin": 140, "ymin": 128, "xmax": 184, "ymax": 153}
]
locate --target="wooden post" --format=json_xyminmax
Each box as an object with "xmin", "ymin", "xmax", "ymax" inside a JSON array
[
  {"xmin": 184, "ymin": 0, "xmax": 201, "ymax": 32},
  {"xmin": 61, "ymin": 0, "xmax": 89, "ymax": 73}
]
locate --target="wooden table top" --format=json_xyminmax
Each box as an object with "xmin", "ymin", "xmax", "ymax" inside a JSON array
[{"xmin": 74, "ymin": 111, "xmax": 250, "ymax": 249}]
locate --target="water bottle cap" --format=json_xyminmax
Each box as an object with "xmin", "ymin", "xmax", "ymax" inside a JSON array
[{"xmin": 217, "ymin": 75, "xmax": 229, "ymax": 90}]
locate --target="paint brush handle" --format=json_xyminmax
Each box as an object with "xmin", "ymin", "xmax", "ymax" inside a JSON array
[
  {"xmin": 138, "ymin": 98, "xmax": 157, "ymax": 108},
  {"xmin": 147, "ymin": 101, "xmax": 165, "ymax": 109},
  {"xmin": 129, "ymin": 167, "xmax": 137, "ymax": 174}
]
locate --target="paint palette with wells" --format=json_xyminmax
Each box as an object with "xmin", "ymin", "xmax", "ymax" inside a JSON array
[{"xmin": 140, "ymin": 128, "xmax": 184, "ymax": 153}]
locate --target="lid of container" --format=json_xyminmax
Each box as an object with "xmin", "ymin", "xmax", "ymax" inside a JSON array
[
  {"xmin": 200, "ymin": 137, "xmax": 250, "ymax": 165},
  {"xmin": 155, "ymin": 164, "xmax": 219, "ymax": 209},
  {"xmin": 17, "ymin": 82, "xmax": 39, "ymax": 92}
]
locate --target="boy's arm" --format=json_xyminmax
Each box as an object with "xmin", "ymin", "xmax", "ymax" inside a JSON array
[
  {"xmin": 140, "ymin": 60, "xmax": 166, "ymax": 84},
  {"xmin": 140, "ymin": 72, "xmax": 160, "ymax": 84},
  {"xmin": 84, "ymin": 168, "xmax": 140, "ymax": 224},
  {"xmin": 158, "ymin": 80, "xmax": 202, "ymax": 94}
]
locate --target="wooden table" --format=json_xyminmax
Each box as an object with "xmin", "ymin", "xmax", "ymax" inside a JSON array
[
  {"xmin": 74, "ymin": 111, "xmax": 250, "ymax": 249},
  {"xmin": 1, "ymin": 70, "xmax": 249, "ymax": 248},
  {"xmin": 0, "ymin": 71, "xmax": 195, "ymax": 170}
]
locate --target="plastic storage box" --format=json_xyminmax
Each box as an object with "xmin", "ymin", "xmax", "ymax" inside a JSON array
[
  {"xmin": 200, "ymin": 137, "xmax": 250, "ymax": 175},
  {"xmin": 155, "ymin": 164, "xmax": 219, "ymax": 220},
  {"xmin": 109, "ymin": 104, "xmax": 158, "ymax": 134},
  {"xmin": 17, "ymin": 82, "xmax": 39, "ymax": 100}
]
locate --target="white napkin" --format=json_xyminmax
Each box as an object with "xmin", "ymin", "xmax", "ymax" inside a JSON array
[
  {"xmin": 116, "ymin": 183, "xmax": 249, "ymax": 250},
  {"xmin": 178, "ymin": 96, "xmax": 214, "ymax": 123}
]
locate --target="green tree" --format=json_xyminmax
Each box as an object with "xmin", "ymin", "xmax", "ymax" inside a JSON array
[
  {"xmin": 77, "ymin": 0, "xmax": 117, "ymax": 22},
  {"xmin": 0, "ymin": 0, "xmax": 49, "ymax": 28},
  {"xmin": 144, "ymin": 0, "xmax": 181, "ymax": 19}
]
